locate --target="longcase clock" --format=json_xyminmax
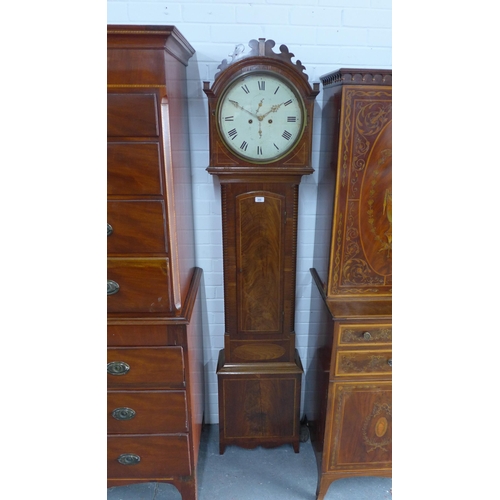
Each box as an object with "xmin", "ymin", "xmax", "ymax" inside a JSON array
[{"xmin": 204, "ymin": 38, "xmax": 319, "ymax": 453}]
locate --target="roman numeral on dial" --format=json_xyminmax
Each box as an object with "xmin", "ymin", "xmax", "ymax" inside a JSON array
[
  {"xmin": 257, "ymin": 146, "xmax": 263, "ymax": 155},
  {"xmin": 241, "ymin": 84, "xmax": 250, "ymax": 94},
  {"xmin": 258, "ymin": 81, "xmax": 265, "ymax": 91},
  {"xmin": 240, "ymin": 141, "xmax": 248, "ymax": 151},
  {"xmin": 284, "ymin": 99, "xmax": 293, "ymax": 106},
  {"xmin": 228, "ymin": 128, "xmax": 238, "ymax": 140},
  {"xmin": 287, "ymin": 116, "xmax": 297, "ymax": 122},
  {"xmin": 282, "ymin": 130, "xmax": 292, "ymax": 140},
  {"xmin": 225, "ymin": 116, "xmax": 234, "ymax": 121}
]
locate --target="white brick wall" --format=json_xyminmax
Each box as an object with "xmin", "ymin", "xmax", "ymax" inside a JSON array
[{"xmin": 107, "ymin": 0, "xmax": 392, "ymax": 424}]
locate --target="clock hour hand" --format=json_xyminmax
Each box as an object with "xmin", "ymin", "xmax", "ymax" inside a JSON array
[
  {"xmin": 258, "ymin": 102, "xmax": 285, "ymax": 121},
  {"xmin": 229, "ymin": 99, "xmax": 257, "ymax": 118}
]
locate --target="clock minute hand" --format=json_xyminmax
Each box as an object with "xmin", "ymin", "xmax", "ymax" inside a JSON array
[{"xmin": 229, "ymin": 99, "xmax": 257, "ymax": 118}]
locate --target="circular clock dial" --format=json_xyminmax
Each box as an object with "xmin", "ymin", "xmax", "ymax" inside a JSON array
[{"xmin": 217, "ymin": 72, "xmax": 305, "ymax": 163}]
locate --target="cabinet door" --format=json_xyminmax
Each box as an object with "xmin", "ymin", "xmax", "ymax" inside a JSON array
[
  {"xmin": 326, "ymin": 381, "xmax": 391, "ymax": 471},
  {"xmin": 328, "ymin": 86, "xmax": 392, "ymax": 297},
  {"xmin": 222, "ymin": 183, "xmax": 298, "ymax": 363}
]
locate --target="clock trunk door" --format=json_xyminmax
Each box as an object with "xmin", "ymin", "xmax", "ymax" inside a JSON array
[{"xmin": 236, "ymin": 191, "xmax": 285, "ymax": 336}]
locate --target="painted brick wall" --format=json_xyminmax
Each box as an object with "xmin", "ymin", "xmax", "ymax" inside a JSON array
[{"xmin": 107, "ymin": 0, "xmax": 392, "ymax": 424}]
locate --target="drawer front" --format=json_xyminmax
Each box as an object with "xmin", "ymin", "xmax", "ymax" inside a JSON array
[
  {"xmin": 107, "ymin": 435, "xmax": 191, "ymax": 479},
  {"xmin": 338, "ymin": 324, "xmax": 392, "ymax": 347},
  {"xmin": 107, "ymin": 143, "xmax": 162, "ymax": 196},
  {"xmin": 107, "ymin": 201, "xmax": 167, "ymax": 254},
  {"xmin": 107, "ymin": 324, "xmax": 175, "ymax": 347},
  {"xmin": 107, "ymin": 93, "xmax": 159, "ymax": 137},
  {"xmin": 335, "ymin": 350, "xmax": 392, "ymax": 377},
  {"xmin": 107, "ymin": 391, "xmax": 187, "ymax": 434},
  {"xmin": 107, "ymin": 347, "xmax": 185, "ymax": 389},
  {"xmin": 107, "ymin": 258, "xmax": 172, "ymax": 313}
]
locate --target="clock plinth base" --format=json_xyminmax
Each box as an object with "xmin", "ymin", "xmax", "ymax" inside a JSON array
[{"xmin": 216, "ymin": 349, "xmax": 303, "ymax": 454}]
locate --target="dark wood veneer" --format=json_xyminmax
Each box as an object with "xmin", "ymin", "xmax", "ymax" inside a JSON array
[
  {"xmin": 107, "ymin": 25, "xmax": 203, "ymax": 500},
  {"xmin": 204, "ymin": 38, "xmax": 319, "ymax": 454}
]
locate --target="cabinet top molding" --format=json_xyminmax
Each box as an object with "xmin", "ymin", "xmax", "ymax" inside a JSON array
[
  {"xmin": 215, "ymin": 38, "xmax": 310, "ymax": 81},
  {"xmin": 321, "ymin": 68, "xmax": 392, "ymax": 87},
  {"xmin": 107, "ymin": 25, "xmax": 195, "ymax": 66}
]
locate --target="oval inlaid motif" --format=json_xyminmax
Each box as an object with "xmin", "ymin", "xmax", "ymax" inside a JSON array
[
  {"xmin": 233, "ymin": 344, "xmax": 286, "ymax": 361},
  {"xmin": 359, "ymin": 119, "xmax": 392, "ymax": 277},
  {"xmin": 375, "ymin": 416, "xmax": 388, "ymax": 437}
]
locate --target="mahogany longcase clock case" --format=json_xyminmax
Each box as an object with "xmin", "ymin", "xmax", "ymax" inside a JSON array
[{"xmin": 204, "ymin": 38, "xmax": 319, "ymax": 453}]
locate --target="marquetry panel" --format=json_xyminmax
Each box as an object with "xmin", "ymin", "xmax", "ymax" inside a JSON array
[{"xmin": 328, "ymin": 86, "xmax": 392, "ymax": 297}]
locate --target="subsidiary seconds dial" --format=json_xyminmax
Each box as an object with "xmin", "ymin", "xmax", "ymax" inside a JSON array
[{"xmin": 217, "ymin": 72, "xmax": 305, "ymax": 163}]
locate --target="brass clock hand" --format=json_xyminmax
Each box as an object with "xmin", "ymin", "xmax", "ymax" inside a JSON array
[
  {"xmin": 255, "ymin": 98, "xmax": 264, "ymax": 115},
  {"xmin": 229, "ymin": 99, "xmax": 257, "ymax": 118},
  {"xmin": 257, "ymin": 102, "xmax": 285, "ymax": 121}
]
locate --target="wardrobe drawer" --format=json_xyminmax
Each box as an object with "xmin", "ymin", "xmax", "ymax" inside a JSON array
[
  {"xmin": 107, "ymin": 257, "xmax": 172, "ymax": 313},
  {"xmin": 107, "ymin": 142, "xmax": 162, "ymax": 196},
  {"xmin": 107, "ymin": 391, "xmax": 188, "ymax": 434},
  {"xmin": 337, "ymin": 324, "xmax": 392, "ymax": 347},
  {"xmin": 107, "ymin": 347, "xmax": 185, "ymax": 389},
  {"xmin": 107, "ymin": 201, "xmax": 167, "ymax": 254},
  {"xmin": 335, "ymin": 350, "xmax": 392, "ymax": 377},
  {"xmin": 107, "ymin": 93, "xmax": 159, "ymax": 137},
  {"xmin": 107, "ymin": 434, "xmax": 191, "ymax": 479}
]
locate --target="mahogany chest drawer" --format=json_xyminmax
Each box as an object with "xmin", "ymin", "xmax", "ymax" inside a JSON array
[
  {"xmin": 107, "ymin": 93, "xmax": 159, "ymax": 137},
  {"xmin": 107, "ymin": 390, "xmax": 188, "ymax": 434},
  {"xmin": 107, "ymin": 434, "xmax": 191, "ymax": 479},
  {"xmin": 107, "ymin": 323, "xmax": 175, "ymax": 347},
  {"xmin": 107, "ymin": 257, "xmax": 172, "ymax": 313},
  {"xmin": 334, "ymin": 350, "xmax": 392, "ymax": 377},
  {"xmin": 107, "ymin": 142, "xmax": 162, "ymax": 196},
  {"xmin": 107, "ymin": 201, "xmax": 167, "ymax": 254},
  {"xmin": 107, "ymin": 346, "xmax": 185, "ymax": 389},
  {"xmin": 337, "ymin": 324, "xmax": 392, "ymax": 347}
]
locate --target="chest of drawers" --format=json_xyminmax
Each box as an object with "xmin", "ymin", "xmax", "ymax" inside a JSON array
[{"xmin": 107, "ymin": 26, "xmax": 203, "ymax": 500}]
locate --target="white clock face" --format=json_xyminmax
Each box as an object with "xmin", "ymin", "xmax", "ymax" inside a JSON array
[{"xmin": 217, "ymin": 72, "xmax": 305, "ymax": 163}]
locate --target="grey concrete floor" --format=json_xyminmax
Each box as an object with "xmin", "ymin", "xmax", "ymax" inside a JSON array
[{"xmin": 107, "ymin": 424, "xmax": 392, "ymax": 500}]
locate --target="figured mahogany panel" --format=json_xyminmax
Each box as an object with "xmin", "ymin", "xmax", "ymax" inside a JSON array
[
  {"xmin": 107, "ymin": 143, "xmax": 162, "ymax": 196},
  {"xmin": 107, "ymin": 434, "xmax": 191, "ymax": 478},
  {"xmin": 222, "ymin": 377, "xmax": 298, "ymax": 439},
  {"xmin": 107, "ymin": 346, "xmax": 185, "ymax": 389},
  {"xmin": 107, "ymin": 391, "xmax": 188, "ymax": 434},
  {"xmin": 107, "ymin": 93, "xmax": 159, "ymax": 137},
  {"xmin": 328, "ymin": 86, "xmax": 392, "ymax": 297},
  {"xmin": 236, "ymin": 191, "xmax": 284, "ymax": 334},
  {"xmin": 327, "ymin": 381, "xmax": 392, "ymax": 470}
]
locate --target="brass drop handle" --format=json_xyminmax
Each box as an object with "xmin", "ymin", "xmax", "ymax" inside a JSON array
[
  {"xmin": 107, "ymin": 280, "xmax": 120, "ymax": 295},
  {"xmin": 388, "ymin": 358, "xmax": 392, "ymax": 367},
  {"xmin": 107, "ymin": 223, "xmax": 113, "ymax": 236},
  {"xmin": 363, "ymin": 331, "xmax": 372, "ymax": 340},
  {"xmin": 107, "ymin": 361, "xmax": 130, "ymax": 376},
  {"xmin": 112, "ymin": 407, "xmax": 136, "ymax": 421},
  {"xmin": 117, "ymin": 453, "xmax": 141, "ymax": 465}
]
